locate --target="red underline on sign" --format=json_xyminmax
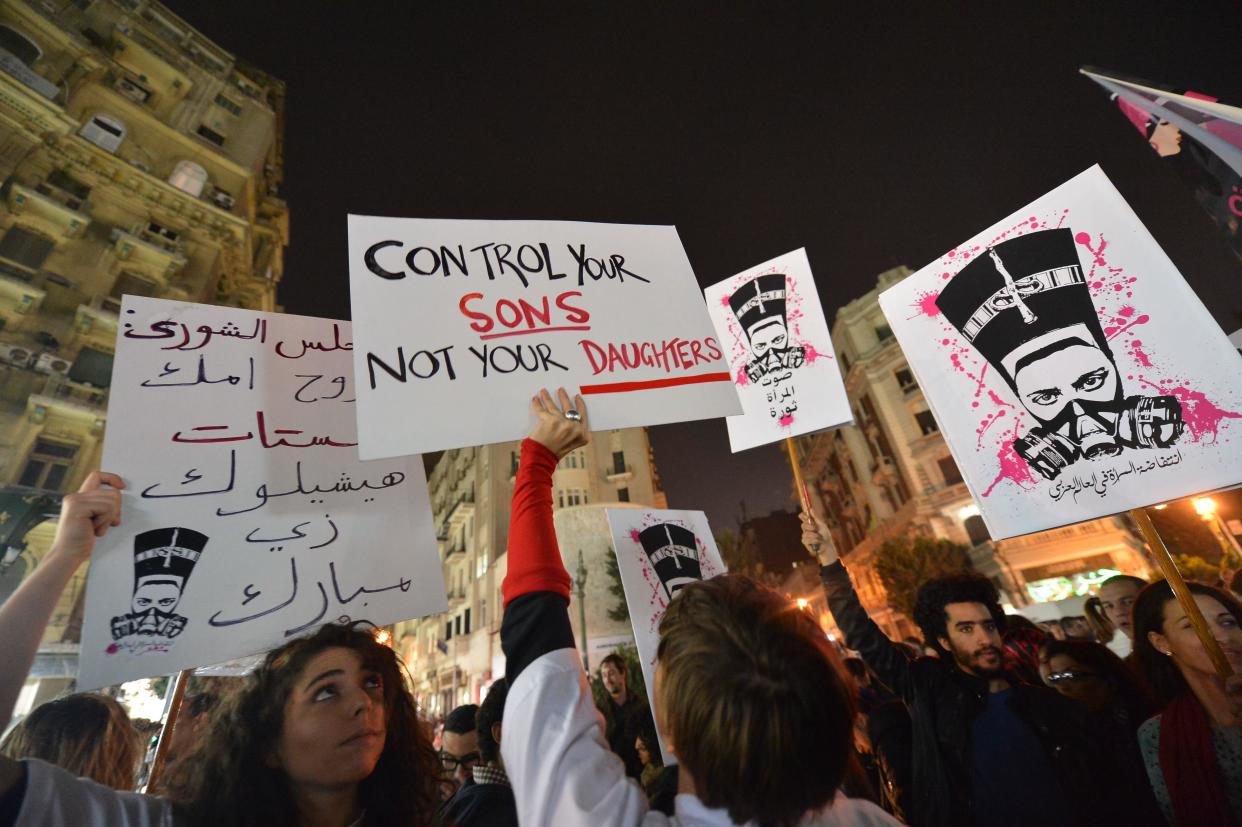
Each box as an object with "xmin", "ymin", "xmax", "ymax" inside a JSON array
[
  {"xmin": 478, "ymin": 326, "xmax": 593, "ymax": 341},
  {"xmin": 579, "ymin": 372, "xmax": 733, "ymax": 395}
]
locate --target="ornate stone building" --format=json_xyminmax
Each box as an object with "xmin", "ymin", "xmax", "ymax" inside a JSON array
[{"xmin": 0, "ymin": 0, "xmax": 287, "ymax": 708}]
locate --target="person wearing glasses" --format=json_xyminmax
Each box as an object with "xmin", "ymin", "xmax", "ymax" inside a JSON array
[{"xmin": 438, "ymin": 704, "xmax": 480, "ymax": 797}]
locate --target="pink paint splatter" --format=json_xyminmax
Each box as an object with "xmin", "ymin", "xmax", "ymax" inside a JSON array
[
  {"xmin": 910, "ymin": 290, "xmax": 941, "ymax": 319},
  {"xmin": 734, "ymin": 366, "xmax": 749, "ymax": 387},
  {"xmin": 779, "ymin": 413, "xmax": 795, "ymax": 427},
  {"xmin": 803, "ymin": 343, "xmax": 829, "ymax": 364},
  {"xmin": 1128, "ymin": 339, "xmax": 1154, "ymax": 368},
  {"xmin": 629, "ymin": 529, "xmax": 642, "ymax": 544},
  {"xmin": 106, "ymin": 643, "xmax": 119, "ymax": 655},
  {"xmin": 719, "ymin": 294, "xmax": 731, "ymax": 307},
  {"xmin": 1167, "ymin": 386, "xmax": 1242, "ymax": 444},
  {"xmin": 982, "ymin": 439, "xmax": 1039, "ymax": 497}
]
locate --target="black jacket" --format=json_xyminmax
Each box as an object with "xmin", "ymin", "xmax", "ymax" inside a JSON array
[
  {"xmin": 598, "ymin": 693, "xmax": 655, "ymax": 779},
  {"xmin": 821, "ymin": 561, "xmax": 1153, "ymax": 827}
]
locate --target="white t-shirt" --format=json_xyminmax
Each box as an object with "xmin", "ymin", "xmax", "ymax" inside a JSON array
[
  {"xmin": 15, "ymin": 758, "xmax": 175, "ymax": 826},
  {"xmin": 501, "ymin": 647, "xmax": 903, "ymax": 827}
]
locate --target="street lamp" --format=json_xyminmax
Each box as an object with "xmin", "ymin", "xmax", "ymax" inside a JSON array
[{"xmin": 575, "ymin": 549, "xmax": 590, "ymax": 672}]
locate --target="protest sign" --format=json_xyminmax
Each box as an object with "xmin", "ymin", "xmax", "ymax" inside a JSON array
[
  {"xmin": 879, "ymin": 166, "xmax": 1242, "ymax": 540},
  {"xmin": 346, "ymin": 217, "xmax": 741, "ymax": 458},
  {"xmin": 79, "ymin": 298, "xmax": 445, "ymax": 689},
  {"xmin": 703, "ymin": 248, "xmax": 852, "ymax": 451},
  {"xmin": 605, "ymin": 507, "xmax": 725, "ymax": 763}
]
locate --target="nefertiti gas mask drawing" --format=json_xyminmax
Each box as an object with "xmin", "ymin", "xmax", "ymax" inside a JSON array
[
  {"xmin": 935, "ymin": 228, "xmax": 1184, "ymax": 481},
  {"xmin": 638, "ymin": 523, "xmax": 703, "ymax": 600},
  {"xmin": 111, "ymin": 527, "xmax": 208, "ymax": 641},
  {"xmin": 729, "ymin": 273, "xmax": 806, "ymax": 382}
]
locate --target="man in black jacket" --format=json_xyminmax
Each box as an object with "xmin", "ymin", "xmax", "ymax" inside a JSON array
[
  {"xmin": 438, "ymin": 680, "xmax": 518, "ymax": 827},
  {"xmin": 801, "ymin": 501, "xmax": 1147, "ymax": 827}
]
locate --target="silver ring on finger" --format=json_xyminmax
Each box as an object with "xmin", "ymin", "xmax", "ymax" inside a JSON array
[{"xmin": 564, "ymin": 409, "xmax": 582, "ymax": 422}]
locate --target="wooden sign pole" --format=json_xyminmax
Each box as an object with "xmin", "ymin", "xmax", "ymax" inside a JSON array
[
  {"xmin": 1130, "ymin": 507, "xmax": 1233, "ymax": 678},
  {"xmin": 785, "ymin": 437, "xmax": 829, "ymax": 563},
  {"xmin": 143, "ymin": 668, "xmax": 191, "ymax": 792}
]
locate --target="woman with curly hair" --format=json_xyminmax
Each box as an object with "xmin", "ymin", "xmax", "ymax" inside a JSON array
[{"xmin": 0, "ymin": 472, "xmax": 441, "ymax": 827}]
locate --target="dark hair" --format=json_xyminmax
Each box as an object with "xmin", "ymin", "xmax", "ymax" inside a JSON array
[
  {"xmin": 476, "ymin": 680, "xmax": 507, "ymax": 764},
  {"xmin": 1003, "ymin": 613, "xmax": 1039, "ymax": 634},
  {"xmin": 912, "ymin": 572, "xmax": 1005, "ymax": 656},
  {"xmin": 0, "ymin": 694, "xmax": 137, "ymax": 790},
  {"xmin": 842, "ymin": 657, "xmax": 868, "ymax": 682},
  {"xmin": 1230, "ymin": 568, "xmax": 1242, "ymax": 596},
  {"xmin": 1132, "ymin": 580, "xmax": 1242, "ymax": 706},
  {"xmin": 600, "ymin": 652, "xmax": 627, "ymax": 675},
  {"xmin": 186, "ymin": 692, "xmax": 219, "ymax": 719},
  {"xmin": 170, "ymin": 623, "xmax": 440, "ymax": 827},
  {"xmin": 657, "ymin": 575, "xmax": 853, "ymax": 827},
  {"xmin": 1101, "ymin": 574, "xmax": 1147, "ymax": 591},
  {"xmin": 444, "ymin": 704, "xmax": 479, "ymax": 736},
  {"xmin": 1043, "ymin": 638, "xmax": 1153, "ymax": 721},
  {"xmin": 636, "ymin": 719, "xmax": 661, "ymax": 768}
]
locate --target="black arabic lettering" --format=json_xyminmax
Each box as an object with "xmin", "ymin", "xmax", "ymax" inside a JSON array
[
  {"xmin": 142, "ymin": 355, "xmax": 243, "ymax": 388},
  {"xmin": 142, "ymin": 450, "xmax": 236, "ymax": 499},
  {"xmin": 329, "ymin": 560, "xmax": 412, "ymax": 606},
  {"xmin": 276, "ymin": 323, "xmax": 353, "ymax": 360},
  {"xmin": 208, "ymin": 556, "xmax": 299, "ymax": 627},
  {"xmin": 284, "ymin": 579, "xmax": 329, "ymax": 637},
  {"xmin": 308, "ymin": 516, "xmax": 339, "ymax": 549},
  {"xmin": 245, "ymin": 522, "xmax": 311, "ymax": 544},
  {"xmin": 123, "ymin": 319, "xmax": 179, "ymax": 340},
  {"xmin": 293, "ymin": 374, "xmax": 350, "ymax": 404}
]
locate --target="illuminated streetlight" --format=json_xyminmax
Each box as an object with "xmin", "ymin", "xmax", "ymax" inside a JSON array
[
  {"xmin": 1192, "ymin": 497, "xmax": 1242, "ymax": 574},
  {"xmin": 1193, "ymin": 498, "xmax": 1218, "ymax": 518},
  {"xmin": 796, "ymin": 598, "xmax": 809, "ymax": 610}
]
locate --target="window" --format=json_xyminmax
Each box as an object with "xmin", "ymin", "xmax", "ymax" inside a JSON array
[
  {"xmin": 617, "ymin": 487, "xmax": 630, "ymax": 502},
  {"xmin": 196, "ymin": 124, "xmax": 226, "ymax": 147},
  {"xmin": 464, "ymin": 608, "xmax": 471, "ymax": 635},
  {"xmin": 19, "ymin": 438, "xmax": 77, "ymax": 491},
  {"xmin": 839, "ymin": 351, "xmax": 851, "ymax": 373},
  {"xmin": 915, "ymin": 410, "xmax": 939, "ymax": 436},
  {"xmin": 895, "ymin": 368, "xmax": 917, "ymax": 392},
  {"xmin": 510, "ymin": 452, "xmax": 519, "ymax": 477},
  {"xmin": 938, "ymin": 456, "xmax": 964, "ymax": 486},
  {"xmin": 612, "ymin": 451, "xmax": 626, "ymax": 474},
  {"xmin": 445, "ymin": 622, "xmax": 452, "ymax": 641},
  {"xmin": 214, "ymin": 93, "xmax": 242, "ymax": 116},
  {"xmin": 479, "ymin": 598, "xmax": 487, "ymax": 628},
  {"xmin": 0, "ymin": 227, "xmax": 54, "ymax": 274},
  {"xmin": 0, "ymin": 26, "xmax": 42, "ymax": 64},
  {"xmin": 875, "ymin": 324, "xmax": 893, "ymax": 342},
  {"xmin": 476, "ymin": 551, "xmax": 487, "ymax": 579},
  {"xmin": 565, "ymin": 453, "xmax": 577, "ymax": 469},
  {"xmin": 557, "ymin": 490, "xmax": 565, "ymax": 508},
  {"xmin": 455, "ymin": 615, "xmax": 462, "ymax": 636},
  {"xmin": 68, "ymin": 347, "xmax": 113, "ymax": 388},
  {"xmin": 964, "ymin": 515, "xmax": 990, "ymax": 546}
]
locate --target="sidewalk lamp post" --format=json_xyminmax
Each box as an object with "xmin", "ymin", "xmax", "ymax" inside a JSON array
[
  {"xmin": 575, "ymin": 549, "xmax": 590, "ymax": 672},
  {"xmin": 1193, "ymin": 497, "xmax": 1242, "ymax": 575}
]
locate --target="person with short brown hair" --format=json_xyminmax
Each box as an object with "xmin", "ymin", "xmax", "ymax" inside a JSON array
[
  {"xmin": 0, "ymin": 694, "xmax": 138, "ymax": 791},
  {"xmin": 499, "ymin": 389, "xmax": 898, "ymax": 827}
]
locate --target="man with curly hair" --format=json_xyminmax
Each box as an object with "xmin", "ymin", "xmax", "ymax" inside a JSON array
[{"xmin": 802, "ymin": 498, "xmax": 1150, "ymax": 827}]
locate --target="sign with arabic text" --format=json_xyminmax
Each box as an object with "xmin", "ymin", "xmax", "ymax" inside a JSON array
[
  {"xmin": 605, "ymin": 507, "xmax": 725, "ymax": 764},
  {"xmin": 878, "ymin": 166, "xmax": 1242, "ymax": 540},
  {"xmin": 703, "ymin": 248, "xmax": 852, "ymax": 451},
  {"xmin": 347, "ymin": 217, "xmax": 741, "ymax": 458},
  {"xmin": 78, "ymin": 298, "xmax": 445, "ymax": 689}
]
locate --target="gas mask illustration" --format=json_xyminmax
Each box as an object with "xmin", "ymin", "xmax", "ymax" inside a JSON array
[
  {"xmin": 935, "ymin": 228, "xmax": 1184, "ymax": 482},
  {"xmin": 729, "ymin": 273, "xmax": 806, "ymax": 382}
]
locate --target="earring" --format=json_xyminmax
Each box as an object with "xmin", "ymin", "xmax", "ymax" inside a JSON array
[{"xmin": 1162, "ymin": 651, "xmax": 1173, "ymax": 657}]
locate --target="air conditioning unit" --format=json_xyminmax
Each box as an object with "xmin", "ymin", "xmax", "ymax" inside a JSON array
[
  {"xmin": 0, "ymin": 344, "xmax": 33, "ymax": 368},
  {"xmin": 34, "ymin": 352, "xmax": 70, "ymax": 376}
]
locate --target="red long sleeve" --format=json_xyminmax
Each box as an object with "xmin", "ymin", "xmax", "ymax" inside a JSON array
[{"xmin": 502, "ymin": 438, "xmax": 571, "ymax": 607}]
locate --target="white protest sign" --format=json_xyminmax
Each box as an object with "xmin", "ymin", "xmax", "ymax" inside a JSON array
[
  {"xmin": 605, "ymin": 508, "xmax": 726, "ymax": 764},
  {"xmin": 79, "ymin": 298, "xmax": 446, "ymax": 689},
  {"xmin": 347, "ymin": 217, "xmax": 741, "ymax": 458},
  {"xmin": 704, "ymin": 248, "xmax": 852, "ymax": 451},
  {"xmin": 879, "ymin": 166, "xmax": 1242, "ymax": 540}
]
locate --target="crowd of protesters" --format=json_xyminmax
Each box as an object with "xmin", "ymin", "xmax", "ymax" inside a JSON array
[{"xmin": 0, "ymin": 388, "xmax": 1238, "ymax": 825}]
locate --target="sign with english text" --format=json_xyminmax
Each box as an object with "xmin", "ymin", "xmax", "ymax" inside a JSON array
[
  {"xmin": 605, "ymin": 507, "xmax": 726, "ymax": 764},
  {"xmin": 704, "ymin": 248, "xmax": 852, "ymax": 451},
  {"xmin": 346, "ymin": 217, "xmax": 741, "ymax": 458},
  {"xmin": 879, "ymin": 166, "xmax": 1242, "ymax": 540},
  {"xmin": 78, "ymin": 298, "xmax": 445, "ymax": 689}
]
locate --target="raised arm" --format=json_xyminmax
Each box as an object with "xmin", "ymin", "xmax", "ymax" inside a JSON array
[
  {"xmin": 499, "ymin": 389, "xmax": 647, "ymax": 827},
  {"xmin": 800, "ymin": 491, "xmax": 914, "ymax": 700},
  {"xmin": 0, "ymin": 472, "xmax": 123, "ymax": 725}
]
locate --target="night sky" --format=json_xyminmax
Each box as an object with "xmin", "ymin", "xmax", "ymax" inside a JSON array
[{"xmin": 169, "ymin": 1, "xmax": 1242, "ymax": 531}]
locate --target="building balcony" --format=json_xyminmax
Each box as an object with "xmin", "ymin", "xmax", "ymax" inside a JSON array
[
  {"xmin": 7, "ymin": 183, "xmax": 90, "ymax": 239},
  {"xmin": 0, "ymin": 271, "xmax": 46, "ymax": 316},
  {"xmin": 28, "ymin": 374, "xmax": 109, "ymax": 418},
  {"xmin": 110, "ymin": 227, "xmax": 187, "ymax": 279},
  {"xmin": 446, "ymin": 490, "xmax": 475, "ymax": 527},
  {"xmin": 74, "ymin": 297, "xmax": 119, "ymax": 338},
  {"xmin": 605, "ymin": 463, "xmax": 634, "ymax": 482},
  {"xmin": 444, "ymin": 540, "xmax": 466, "ymax": 559}
]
